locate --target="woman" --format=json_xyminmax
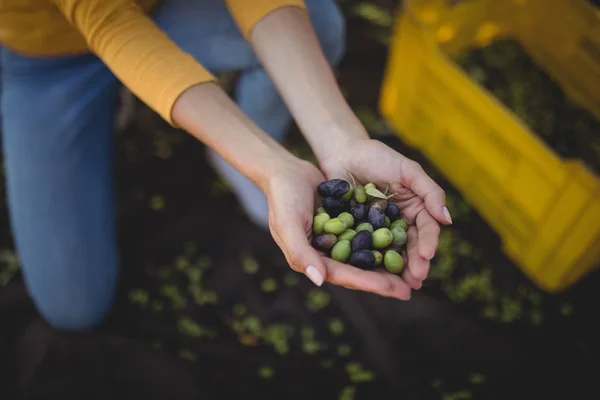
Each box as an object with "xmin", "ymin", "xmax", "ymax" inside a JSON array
[{"xmin": 0, "ymin": 0, "xmax": 452, "ymax": 331}]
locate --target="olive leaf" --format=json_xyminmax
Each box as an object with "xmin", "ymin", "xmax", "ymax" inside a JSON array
[
  {"xmin": 365, "ymin": 187, "xmax": 396, "ymax": 200},
  {"xmin": 365, "ymin": 187, "xmax": 387, "ymax": 199}
]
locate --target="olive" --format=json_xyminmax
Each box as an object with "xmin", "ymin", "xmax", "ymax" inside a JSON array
[
  {"xmin": 312, "ymin": 213, "xmax": 330, "ymax": 234},
  {"xmin": 368, "ymin": 207, "xmax": 386, "ymax": 230},
  {"xmin": 350, "ymin": 203, "xmax": 366, "ymax": 222},
  {"xmin": 386, "ymin": 204, "xmax": 401, "ymax": 221},
  {"xmin": 372, "ymin": 228, "xmax": 393, "ymax": 249},
  {"xmin": 322, "ymin": 197, "xmax": 346, "ymax": 216},
  {"xmin": 318, "ymin": 179, "xmax": 351, "ymax": 198},
  {"xmin": 312, "ymin": 233, "xmax": 337, "ymax": 251},
  {"xmin": 353, "ymin": 186, "xmax": 367, "ymax": 204},
  {"xmin": 341, "ymin": 184, "xmax": 354, "ymax": 201},
  {"xmin": 372, "ymin": 250, "xmax": 383, "ymax": 266},
  {"xmin": 338, "ymin": 229, "xmax": 357, "ymax": 242},
  {"xmin": 391, "ymin": 226, "xmax": 407, "ymax": 247},
  {"xmin": 349, "ymin": 250, "xmax": 376, "ymax": 270},
  {"xmin": 337, "ymin": 212, "xmax": 354, "ymax": 228},
  {"xmin": 384, "ymin": 250, "xmax": 404, "ymax": 274},
  {"xmin": 390, "ymin": 219, "xmax": 408, "ymax": 231},
  {"xmin": 316, "ymin": 206, "xmax": 326, "ymax": 214},
  {"xmin": 351, "ymin": 230, "xmax": 372, "ymax": 251},
  {"xmin": 369, "ymin": 199, "xmax": 388, "ymax": 211},
  {"xmin": 349, "ymin": 198, "xmax": 357, "ymax": 208},
  {"xmin": 385, "ymin": 216, "xmax": 391, "ymax": 228},
  {"xmin": 385, "ymin": 243, "xmax": 405, "ymax": 254},
  {"xmin": 355, "ymin": 222, "xmax": 374, "ymax": 234},
  {"xmin": 331, "ymin": 240, "xmax": 351, "ymax": 262},
  {"xmin": 324, "ymin": 218, "xmax": 347, "ymax": 235}
]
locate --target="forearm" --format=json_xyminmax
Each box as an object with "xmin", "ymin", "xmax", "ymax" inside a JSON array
[
  {"xmin": 248, "ymin": 7, "xmax": 369, "ymax": 162},
  {"xmin": 172, "ymin": 83, "xmax": 298, "ymax": 192}
]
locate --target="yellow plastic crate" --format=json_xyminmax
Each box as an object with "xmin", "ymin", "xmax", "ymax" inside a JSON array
[{"xmin": 379, "ymin": 0, "xmax": 600, "ymax": 293}]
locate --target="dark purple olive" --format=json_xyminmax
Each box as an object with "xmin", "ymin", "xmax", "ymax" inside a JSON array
[
  {"xmin": 369, "ymin": 199, "xmax": 388, "ymax": 211},
  {"xmin": 350, "ymin": 203, "xmax": 366, "ymax": 222},
  {"xmin": 312, "ymin": 233, "xmax": 338, "ymax": 251},
  {"xmin": 386, "ymin": 203, "xmax": 401, "ymax": 221},
  {"xmin": 342, "ymin": 200, "xmax": 353, "ymax": 213},
  {"xmin": 384, "ymin": 243, "xmax": 404, "ymax": 254},
  {"xmin": 322, "ymin": 197, "xmax": 345, "ymax": 216},
  {"xmin": 317, "ymin": 179, "xmax": 351, "ymax": 198},
  {"xmin": 368, "ymin": 207, "xmax": 386, "ymax": 230},
  {"xmin": 349, "ymin": 250, "xmax": 376, "ymax": 270},
  {"xmin": 351, "ymin": 230, "xmax": 372, "ymax": 251}
]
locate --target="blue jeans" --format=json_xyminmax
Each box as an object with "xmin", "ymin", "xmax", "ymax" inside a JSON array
[{"xmin": 0, "ymin": 0, "xmax": 345, "ymax": 331}]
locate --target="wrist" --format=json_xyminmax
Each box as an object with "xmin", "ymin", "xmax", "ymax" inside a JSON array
[
  {"xmin": 172, "ymin": 82, "xmax": 302, "ymax": 193},
  {"xmin": 312, "ymin": 123, "xmax": 370, "ymax": 166},
  {"xmin": 254, "ymin": 149, "xmax": 305, "ymax": 194}
]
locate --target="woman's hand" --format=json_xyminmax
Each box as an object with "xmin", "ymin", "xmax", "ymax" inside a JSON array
[
  {"xmin": 264, "ymin": 157, "xmax": 414, "ymax": 301},
  {"xmin": 318, "ymin": 136, "xmax": 453, "ymax": 291},
  {"xmin": 228, "ymin": 7, "xmax": 450, "ymax": 298},
  {"xmin": 171, "ymin": 84, "xmax": 418, "ymax": 300}
]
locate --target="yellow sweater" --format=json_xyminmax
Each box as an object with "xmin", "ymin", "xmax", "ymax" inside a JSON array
[{"xmin": 0, "ymin": 0, "xmax": 306, "ymax": 125}]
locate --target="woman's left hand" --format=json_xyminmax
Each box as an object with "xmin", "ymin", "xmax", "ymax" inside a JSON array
[{"xmin": 319, "ymin": 136, "xmax": 453, "ymax": 290}]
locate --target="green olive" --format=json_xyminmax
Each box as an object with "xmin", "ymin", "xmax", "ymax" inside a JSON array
[
  {"xmin": 337, "ymin": 212, "xmax": 354, "ymax": 228},
  {"xmin": 364, "ymin": 183, "xmax": 376, "ymax": 191},
  {"xmin": 372, "ymin": 228, "xmax": 393, "ymax": 249},
  {"xmin": 331, "ymin": 240, "xmax": 351, "ymax": 263},
  {"xmin": 338, "ymin": 229, "xmax": 357, "ymax": 242},
  {"xmin": 384, "ymin": 216, "xmax": 391, "ymax": 228},
  {"xmin": 341, "ymin": 184, "xmax": 354, "ymax": 201},
  {"xmin": 354, "ymin": 186, "xmax": 367, "ymax": 204},
  {"xmin": 355, "ymin": 222, "xmax": 374, "ymax": 234},
  {"xmin": 313, "ymin": 213, "xmax": 330, "ymax": 234},
  {"xmin": 384, "ymin": 250, "xmax": 404, "ymax": 274},
  {"xmin": 372, "ymin": 250, "xmax": 383, "ymax": 266},
  {"xmin": 391, "ymin": 226, "xmax": 407, "ymax": 247},
  {"xmin": 390, "ymin": 219, "xmax": 408, "ymax": 231},
  {"xmin": 316, "ymin": 207, "xmax": 326, "ymax": 214},
  {"xmin": 324, "ymin": 218, "xmax": 347, "ymax": 235}
]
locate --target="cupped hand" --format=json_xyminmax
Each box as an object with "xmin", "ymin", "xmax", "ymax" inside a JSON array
[
  {"xmin": 265, "ymin": 151, "xmax": 441, "ymax": 301},
  {"xmin": 263, "ymin": 158, "xmax": 332, "ymax": 288},
  {"xmin": 318, "ymin": 137, "xmax": 453, "ymax": 294}
]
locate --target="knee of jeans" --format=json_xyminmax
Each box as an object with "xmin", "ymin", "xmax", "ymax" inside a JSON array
[
  {"xmin": 34, "ymin": 284, "xmax": 116, "ymax": 331},
  {"xmin": 314, "ymin": 4, "xmax": 347, "ymax": 67}
]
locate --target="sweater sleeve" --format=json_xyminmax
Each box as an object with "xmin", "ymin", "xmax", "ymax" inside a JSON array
[
  {"xmin": 224, "ymin": 0, "xmax": 308, "ymax": 40},
  {"xmin": 53, "ymin": 0, "xmax": 217, "ymax": 126}
]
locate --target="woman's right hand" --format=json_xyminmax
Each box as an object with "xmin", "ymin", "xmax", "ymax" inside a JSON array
[{"xmin": 264, "ymin": 158, "xmax": 413, "ymax": 301}]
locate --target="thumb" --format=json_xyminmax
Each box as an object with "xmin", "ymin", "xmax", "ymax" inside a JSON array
[{"xmin": 281, "ymin": 224, "xmax": 328, "ymax": 287}]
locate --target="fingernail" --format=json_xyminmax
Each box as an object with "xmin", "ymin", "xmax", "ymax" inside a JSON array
[
  {"xmin": 443, "ymin": 207, "xmax": 453, "ymax": 224},
  {"xmin": 305, "ymin": 265, "xmax": 324, "ymax": 287}
]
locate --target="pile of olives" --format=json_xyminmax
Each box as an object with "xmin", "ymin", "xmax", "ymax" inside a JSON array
[{"xmin": 311, "ymin": 178, "xmax": 407, "ymax": 274}]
